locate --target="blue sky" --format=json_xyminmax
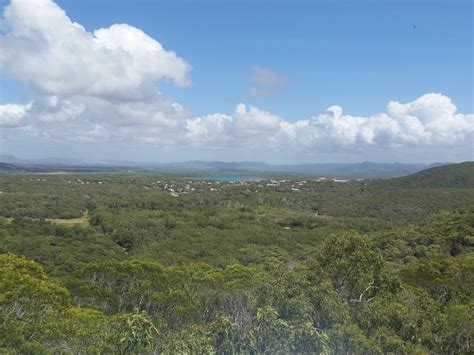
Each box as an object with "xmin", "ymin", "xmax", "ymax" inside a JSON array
[
  {"xmin": 2, "ymin": 0, "xmax": 472, "ymax": 118},
  {"xmin": 0, "ymin": 0, "xmax": 472, "ymax": 163},
  {"xmin": 53, "ymin": 0, "xmax": 474, "ymax": 118}
]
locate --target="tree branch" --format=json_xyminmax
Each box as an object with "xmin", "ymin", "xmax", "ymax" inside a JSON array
[{"xmin": 349, "ymin": 280, "xmax": 380, "ymax": 304}]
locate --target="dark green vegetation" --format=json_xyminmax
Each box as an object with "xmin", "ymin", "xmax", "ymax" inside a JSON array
[{"xmin": 0, "ymin": 162, "xmax": 473, "ymax": 353}]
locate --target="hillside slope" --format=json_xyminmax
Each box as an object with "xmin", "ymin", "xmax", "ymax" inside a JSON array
[
  {"xmin": 0, "ymin": 162, "xmax": 26, "ymax": 172},
  {"xmin": 388, "ymin": 161, "xmax": 474, "ymax": 188}
]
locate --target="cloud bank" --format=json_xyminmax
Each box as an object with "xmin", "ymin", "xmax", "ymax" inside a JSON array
[
  {"xmin": 186, "ymin": 94, "xmax": 473, "ymax": 151},
  {"xmin": 0, "ymin": 0, "xmax": 472, "ymax": 162}
]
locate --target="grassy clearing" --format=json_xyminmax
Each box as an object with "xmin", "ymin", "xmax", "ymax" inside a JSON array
[
  {"xmin": 1, "ymin": 215, "xmax": 89, "ymax": 226},
  {"xmin": 46, "ymin": 216, "xmax": 89, "ymax": 226},
  {"xmin": 46, "ymin": 210, "xmax": 89, "ymax": 226}
]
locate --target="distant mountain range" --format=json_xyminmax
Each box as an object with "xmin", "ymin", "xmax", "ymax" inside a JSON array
[
  {"xmin": 0, "ymin": 154, "xmax": 453, "ymax": 178},
  {"xmin": 155, "ymin": 161, "xmax": 449, "ymax": 178},
  {"xmin": 0, "ymin": 155, "xmax": 87, "ymax": 166}
]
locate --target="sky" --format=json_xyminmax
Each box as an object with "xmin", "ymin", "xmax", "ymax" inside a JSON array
[{"xmin": 0, "ymin": 0, "xmax": 472, "ymax": 164}]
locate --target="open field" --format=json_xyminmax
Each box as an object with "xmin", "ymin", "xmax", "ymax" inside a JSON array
[{"xmin": 46, "ymin": 212, "xmax": 89, "ymax": 226}]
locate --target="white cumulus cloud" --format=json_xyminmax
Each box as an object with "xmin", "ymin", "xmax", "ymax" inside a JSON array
[
  {"xmin": 0, "ymin": 102, "xmax": 32, "ymax": 127},
  {"xmin": 184, "ymin": 93, "xmax": 473, "ymax": 153},
  {"xmin": 0, "ymin": 0, "xmax": 190, "ymax": 101}
]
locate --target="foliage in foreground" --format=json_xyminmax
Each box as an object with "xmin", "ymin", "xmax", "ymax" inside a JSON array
[
  {"xmin": 0, "ymin": 166, "xmax": 473, "ymax": 353},
  {"xmin": 1, "ymin": 230, "xmax": 472, "ymax": 354}
]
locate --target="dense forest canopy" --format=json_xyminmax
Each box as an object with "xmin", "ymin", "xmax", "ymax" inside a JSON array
[{"xmin": 0, "ymin": 162, "xmax": 473, "ymax": 353}]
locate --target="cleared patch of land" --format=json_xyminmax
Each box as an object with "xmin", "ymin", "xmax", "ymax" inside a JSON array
[
  {"xmin": 46, "ymin": 210, "xmax": 89, "ymax": 226},
  {"xmin": 46, "ymin": 216, "xmax": 89, "ymax": 226},
  {"xmin": 2, "ymin": 211, "xmax": 89, "ymax": 226}
]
